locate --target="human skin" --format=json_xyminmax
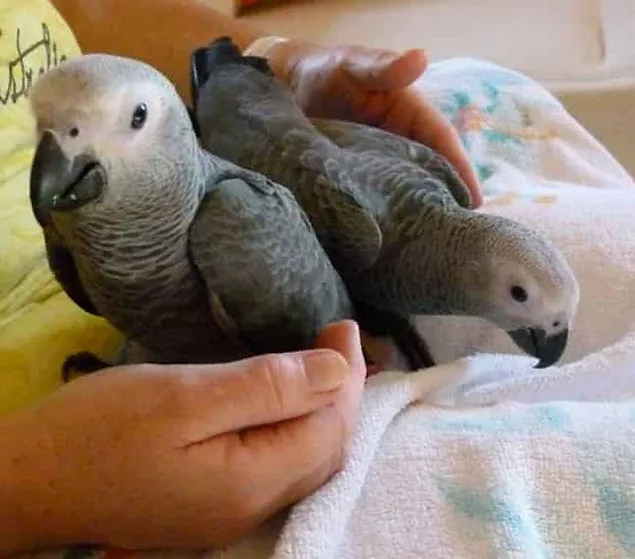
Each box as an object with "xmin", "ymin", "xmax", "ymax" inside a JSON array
[{"xmin": 0, "ymin": 321, "xmax": 366, "ymax": 554}]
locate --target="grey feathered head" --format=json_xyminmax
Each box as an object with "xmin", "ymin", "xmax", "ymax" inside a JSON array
[
  {"xmin": 451, "ymin": 210, "xmax": 580, "ymax": 367},
  {"xmin": 28, "ymin": 53, "xmax": 200, "ymax": 228}
]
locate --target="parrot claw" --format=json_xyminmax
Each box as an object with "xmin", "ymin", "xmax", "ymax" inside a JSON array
[
  {"xmin": 61, "ymin": 351, "xmax": 112, "ymax": 382},
  {"xmin": 362, "ymin": 347, "xmax": 379, "ymax": 377}
]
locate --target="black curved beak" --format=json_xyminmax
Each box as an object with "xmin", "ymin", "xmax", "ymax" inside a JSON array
[
  {"xmin": 507, "ymin": 327, "xmax": 569, "ymax": 369},
  {"xmin": 30, "ymin": 130, "xmax": 105, "ymax": 226}
]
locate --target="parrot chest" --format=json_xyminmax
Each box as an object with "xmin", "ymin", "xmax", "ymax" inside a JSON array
[{"xmin": 74, "ymin": 244, "xmax": 241, "ymax": 364}]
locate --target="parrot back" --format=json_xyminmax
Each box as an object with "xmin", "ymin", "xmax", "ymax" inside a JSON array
[{"xmin": 194, "ymin": 62, "xmax": 384, "ymax": 280}]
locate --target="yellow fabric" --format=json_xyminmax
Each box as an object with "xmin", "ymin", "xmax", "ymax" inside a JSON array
[{"xmin": 0, "ymin": 1, "xmax": 121, "ymax": 415}]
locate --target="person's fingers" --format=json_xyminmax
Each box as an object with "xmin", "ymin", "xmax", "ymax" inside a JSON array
[
  {"xmin": 209, "ymin": 321, "xmax": 367, "ymax": 523},
  {"xmin": 441, "ymin": 135, "xmax": 483, "ymax": 208},
  {"xmin": 315, "ymin": 320, "xmax": 366, "ymax": 410},
  {"xmin": 341, "ymin": 47, "xmax": 428, "ymax": 90},
  {"xmin": 221, "ymin": 320, "xmax": 365, "ymax": 479},
  {"xmin": 199, "ymin": 404, "xmax": 349, "ymax": 541},
  {"xmin": 256, "ymin": 407, "xmax": 350, "ymax": 516},
  {"xmin": 348, "ymin": 91, "xmax": 389, "ymax": 128},
  {"xmin": 314, "ymin": 320, "xmax": 366, "ymax": 450},
  {"xmin": 165, "ymin": 347, "xmax": 352, "ymax": 446},
  {"xmin": 314, "ymin": 320, "xmax": 365, "ymax": 374}
]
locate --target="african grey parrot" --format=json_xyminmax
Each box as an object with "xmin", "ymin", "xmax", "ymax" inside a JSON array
[
  {"xmin": 27, "ymin": 53, "xmax": 355, "ymax": 377},
  {"xmin": 189, "ymin": 36, "xmax": 580, "ymax": 369}
]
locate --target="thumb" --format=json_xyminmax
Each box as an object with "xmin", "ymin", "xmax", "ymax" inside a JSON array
[
  {"xmin": 340, "ymin": 47, "xmax": 428, "ymax": 90},
  {"xmin": 315, "ymin": 320, "xmax": 365, "ymax": 378},
  {"xmin": 174, "ymin": 346, "xmax": 352, "ymax": 443}
]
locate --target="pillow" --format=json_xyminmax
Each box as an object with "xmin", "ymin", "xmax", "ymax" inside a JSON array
[{"xmin": 0, "ymin": 0, "xmax": 122, "ymax": 415}]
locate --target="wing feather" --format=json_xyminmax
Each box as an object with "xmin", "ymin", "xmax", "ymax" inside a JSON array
[
  {"xmin": 313, "ymin": 118, "xmax": 472, "ymax": 209},
  {"xmin": 188, "ymin": 175, "xmax": 353, "ymax": 355}
]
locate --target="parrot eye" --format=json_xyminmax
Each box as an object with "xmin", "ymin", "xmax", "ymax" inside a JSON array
[
  {"xmin": 130, "ymin": 102, "xmax": 148, "ymax": 130},
  {"xmin": 69, "ymin": 127, "xmax": 79, "ymax": 138},
  {"xmin": 510, "ymin": 285, "xmax": 528, "ymax": 302}
]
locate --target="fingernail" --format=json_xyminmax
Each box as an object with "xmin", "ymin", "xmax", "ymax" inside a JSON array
[{"xmin": 303, "ymin": 350, "xmax": 349, "ymax": 392}]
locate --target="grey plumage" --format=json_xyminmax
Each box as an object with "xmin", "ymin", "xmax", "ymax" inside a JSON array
[
  {"xmin": 311, "ymin": 118, "xmax": 472, "ymax": 210},
  {"xmin": 190, "ymin": 37, "xmax": 580, "ymax": 369},
  {"xmin": 28, "ymin": 53, "xmax": 354, "ymax": 372}
]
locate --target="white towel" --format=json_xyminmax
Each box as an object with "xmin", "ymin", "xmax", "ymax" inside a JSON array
[
  {"xmin": 270, "ymin": 348, "xmax": 635, "ymax": 559},
  {"xmin": 42, "ymin": 59, "xmax": 635, "ymax": 559}
]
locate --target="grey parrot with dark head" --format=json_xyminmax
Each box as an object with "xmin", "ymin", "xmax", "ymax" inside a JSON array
[
  {"xmin": 28, "ymin": 53, "xmax": 355, "ymax": 377},
  {"xmin": 189, "ymin": 37, "xmax": 580, "ymax": 369}
]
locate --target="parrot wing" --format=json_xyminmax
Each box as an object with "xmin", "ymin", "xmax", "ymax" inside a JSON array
[
  {"xmin": 187, "ymin": 172, "xmax": 352, "ymax": 355},
  {"xmin": 303, "ymin": 165, "xmax": 384, "ymax": 276},
  {"xmin": 42, "ymin": 226, "xmax": 100, "ymax": 316},
  {"xmin": 268, "ymin": 134, "xmax": 384, "ymax": 278},
  {"xmin": 312, "ymin": 118, "xmax": 472, "ymax": 209},
  {"xmin": 192, "ymin": 78, "xmax": 384, "ymax": 277}
]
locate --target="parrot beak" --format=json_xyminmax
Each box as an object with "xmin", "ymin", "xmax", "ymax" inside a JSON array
[
  {"xmin": 30, "ymin": 130, "xmax": 105, "ymax": 223},
  {"xmin": 507, "ymin": 327, "xmax": 569, "ymax": 368}
]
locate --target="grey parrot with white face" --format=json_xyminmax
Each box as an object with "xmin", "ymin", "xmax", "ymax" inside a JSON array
[
  {"xmin": 190, "ymin": 37, "xmax": 580, "ymax": 369},
  {"xmin": 28, "ymin": 53, "xmax": 355, "ymax": 376}
]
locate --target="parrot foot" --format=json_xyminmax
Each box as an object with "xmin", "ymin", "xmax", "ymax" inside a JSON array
[
  {"xmin": 391, "ymin": 319, "xmax": 436, "ymax": 372},
  {"xmin": 354, "ymin": 303, "xmax": 435, "ymax": 372},
  {"xmin": 62, "ymin": 351, "xmax": 112, "ymax": 383}
]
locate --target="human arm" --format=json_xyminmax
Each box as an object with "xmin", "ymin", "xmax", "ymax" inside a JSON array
[
  {"xmin": 50, "ymin": 0, "xmax": 482, "ymax": 206},
  {"xmin": 0, "ymin": 320, "xmax": 365, "ymax": 555}
]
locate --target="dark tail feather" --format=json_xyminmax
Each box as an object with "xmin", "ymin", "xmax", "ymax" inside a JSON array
[{"xmin": 190, "ymin": 35, "xmax": 274, "ymax": 108}]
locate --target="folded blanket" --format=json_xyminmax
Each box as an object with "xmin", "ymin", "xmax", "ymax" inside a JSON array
[{"xmin": 32, "ymin": 59, "xmax": 635, "ymax": 559}]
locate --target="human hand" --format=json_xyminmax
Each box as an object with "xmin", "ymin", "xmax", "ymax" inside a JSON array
[
  {"xmin": 3, "ymin": 320, "xmax": 365, "ymax": 554},
  {"xmin": 268, "ymin": 40, "xmax": 483, "ymax": 208}
]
